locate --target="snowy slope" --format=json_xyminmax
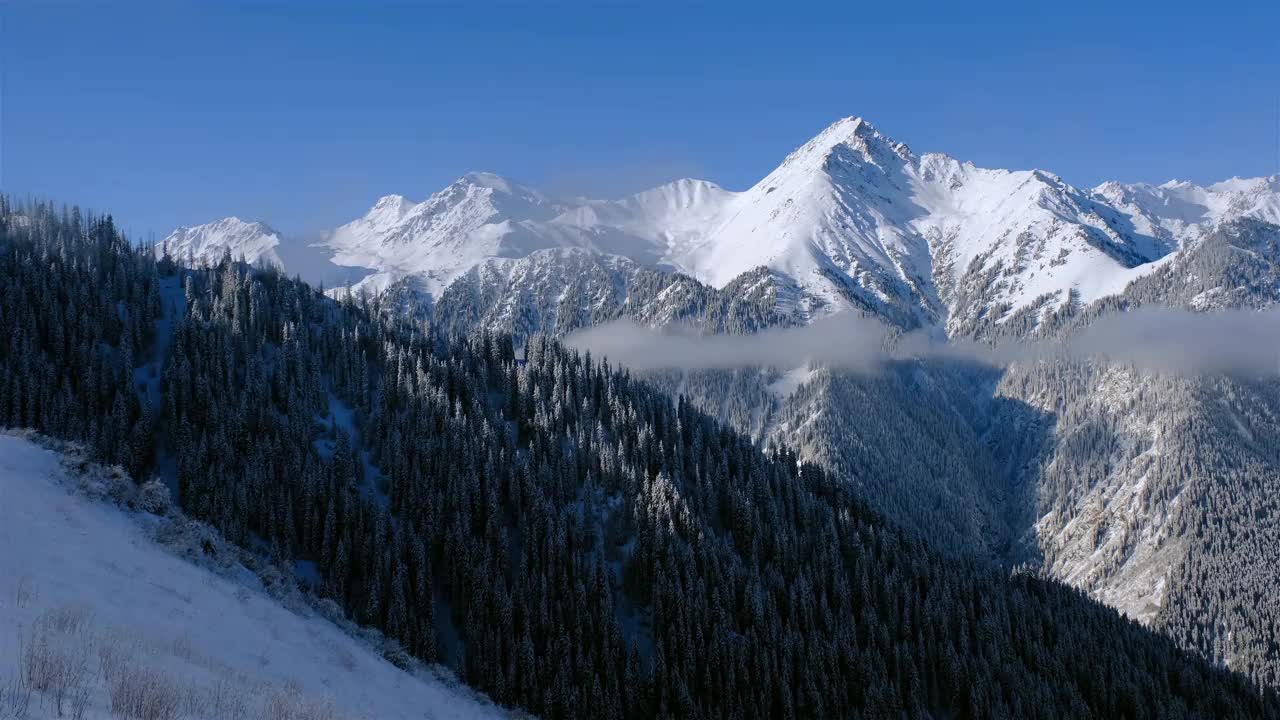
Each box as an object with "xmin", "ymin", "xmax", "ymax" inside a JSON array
[
  {"xmin": 554, "ymin": 178, "xmax": 735, "ymax": 271},
  {"xmin": 165, "ymin": 119, "xmax": 1280, "ymax": 337},
  {"xmin": 0, "ymin": 432, "xmax": 508, "ymax": 720}
]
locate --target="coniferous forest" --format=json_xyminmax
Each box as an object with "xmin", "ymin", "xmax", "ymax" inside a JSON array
[{"xmin": 3, "ymin": 197, "xmax": 1278, "ymax": 719}]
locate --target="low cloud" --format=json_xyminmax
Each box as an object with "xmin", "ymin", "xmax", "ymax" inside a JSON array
[
  {"xmin": 564, "ymin": 314, "xmax": 891, "ymax": 371},
  {"xmin": 1061, "ymin": 307, "xmax": 1280, "ymax": 374},
  {"xmin": 565, "ymin": 308, "xmax": 1280, "ymax": 376}
]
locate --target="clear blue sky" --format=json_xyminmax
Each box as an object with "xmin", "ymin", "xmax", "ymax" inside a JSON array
[{"xmin": 3, "ymin": 1, "xmax": 1278, "ymax": 240}]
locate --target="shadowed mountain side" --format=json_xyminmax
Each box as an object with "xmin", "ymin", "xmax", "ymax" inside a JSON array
[{"xmin": 777, "ymin": 362, "xmax": 1053, "ymax": 565}]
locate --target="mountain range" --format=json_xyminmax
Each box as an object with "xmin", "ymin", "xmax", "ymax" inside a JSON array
[
  {"xmin": 163, "ymin": 116, "xmax": 1280, "ymax": 337},
  {"xmin": 160, "ymin": 117, "xmax": 1280, "ymax": 690}
]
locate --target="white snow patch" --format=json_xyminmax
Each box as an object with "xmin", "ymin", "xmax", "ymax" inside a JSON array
[{"xmin": 767, "ymin": 365, "xmax": 817, "ymax": 398}]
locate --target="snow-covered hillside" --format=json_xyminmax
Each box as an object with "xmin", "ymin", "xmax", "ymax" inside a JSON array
[
  {"xmin": 163, "ymin": 117, "xmax": 1280, "ymax": 336},
  {"xmin": 0, "ymin": 432, "xmax": 508, "ymax": 720}
]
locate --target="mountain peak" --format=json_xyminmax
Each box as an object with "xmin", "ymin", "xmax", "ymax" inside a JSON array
[
  {"xmin": 631, "ymin": 177, "xmax": 726, "ymax": 204},
  {"xmin": 779, "ymin": 116, "xmax": 915, "ymax": 177},
  {"xmin": 367, "ymin": 194, "xmax": 410, "ymax": 225},
  {"xmin": 160, "ymin": 216, "xmax": 283, "ymax": 267},
  {"xmin": 441, "ymin": 171, "xmax": 559, "ymax": 219},
  {"xmin": 212, "ymin": 216, "xmax": 279, "ymax": 235},
  {"xmin": 170, "ymin": 215, "xmax": 279, "ymax": 239},
  {"xmin": 804, "ymin": 116, "xmax": 876, "ymax": 152},
  {"xmin": 372, "ymin": 194, "xmax": 407, "ymax": 210},
  {"xmin": 826, "ymin": 116, "xmax": 910, "ymax": 151},
  {"xmin": 458, "ymin": 171, "xmax": 532, "ymax": 195},
  {"xmin": 821, "ymin": 115, "xmax": 875, "ymax": 139}
]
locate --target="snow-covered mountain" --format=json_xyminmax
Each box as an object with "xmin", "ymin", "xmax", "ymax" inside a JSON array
[
  {"xmin": 159, "ymin": 216, "xmax": 285, "ymax": 268},
  {"xmin": 657, "ymin": 117, "xmax": 1174, "ymax": 331},
  {"xmin": 159, "ymin": 216, "xmax": 374, "ymax": 288},
  {"xmin": 164, "ymin": 118, "xmax": 1280, "ymax": 338},
  {"xmin": 1094, "ymin": 175, "xmax": 1280, "ymax": 246},
  {"xmin": 325, "ymin": 172, "xmax": 578, "ymax": 296}
]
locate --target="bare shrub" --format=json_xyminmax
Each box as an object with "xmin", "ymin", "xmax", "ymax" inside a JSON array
[
  {"xmin": 22, "ymin": 612, "xmax": 92, "ymax": 718},
  {"xmin": 258, "ymin": 681, "xmax": 344, "ymax": 720},
  {"xmin": 106, "ymin": 664, "xmax": 183, "ymax": 720},
  {"xmin": 196, "ymin": 678, "xmax": 250, "ymax": 720},
  {"xmin": 0, "ymin": 668, "xmax": 33, "ymax": 719},
  {"xmin": 101, "ymin": 465, "xmax": 140, "ymax": 509},
  {"xmin": 67, "ymin": 682, "xmax": 91, "ymax": 720},
  {"xmin": 378, "ymin": 639, "xmax": 410, "ymax": 670},
  {"xmin": 97, "ymin": 635, "xmax": 131, "ymax": 687},
  {"xmin": 170, "ymin": 632, "xmax": 195, "ymax": 662},
  {"xmin": 8, "ymin": 575, "xmax": 34, "ymax": 610},
  {"xmin": 139, "ymin": 479, "xmax": 171, "ymax": 515},
  {"xmin": 39, "ymin": 606, "xmax": 93, "ymax": 637}
]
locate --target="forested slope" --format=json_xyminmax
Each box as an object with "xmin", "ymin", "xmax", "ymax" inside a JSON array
[{"xmin": 2, "ymin": 197, "xmax": 1277, "ymax": 719}]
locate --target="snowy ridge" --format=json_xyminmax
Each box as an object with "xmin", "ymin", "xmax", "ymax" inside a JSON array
[
  {"xmin": 166, "ymin": 118, "xmax": 1280, "ymax": 337},
  {"xmin": 407, "ymin": 247, "xmax": 797, "ymax": 342}
]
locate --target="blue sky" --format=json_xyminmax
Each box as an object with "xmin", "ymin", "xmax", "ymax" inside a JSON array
[{"xmin": 2, "ymin": 1, "xmax": 1278, "ymax": 240}]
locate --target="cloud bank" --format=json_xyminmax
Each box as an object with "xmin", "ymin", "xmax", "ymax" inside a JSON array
[
  {"xmin": 564, "ymin": 308, "xmax": 1280, "ymax": 376},
  {"xmin": 564, "ymin": 315, "xmax": 892, "ymax": 372}
]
